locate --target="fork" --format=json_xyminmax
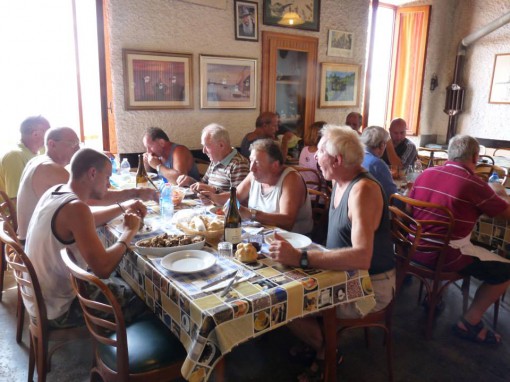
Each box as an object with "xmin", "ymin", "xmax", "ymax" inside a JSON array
[{"xmin": 220, "ymin": 270, "xmax": 240, "ymax": 297}]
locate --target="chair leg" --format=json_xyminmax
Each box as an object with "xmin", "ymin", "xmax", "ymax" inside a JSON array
[
  {"xmin": 28, "ymin": 335, "xmax": 36, "ymax": 382},
  {"xmin": 386, "ymin": 329, "xmax": 394, "ymax": 382},
  {"xmin": 16, "ymin": 286, "xmax": 25, "ymax": 343},
  {"xmin": 461, "ymin": 277, "xmax": 470, "ymax": 313},
  {"xmin": 0, "ymin": 246, "xmax": 5, "ymax": 302},
  {"xmin": 494, "ymin": 298, "xmax": 500, "ymax": 330}
]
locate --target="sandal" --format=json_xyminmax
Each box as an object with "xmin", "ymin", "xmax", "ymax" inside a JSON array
[
  {"xmin": 452, "ymin": 316, "xmax": 501, "ymax": 345},
  {"xmin": 297, "ymin": 359, "xmax": 324, "ymax": 382}
]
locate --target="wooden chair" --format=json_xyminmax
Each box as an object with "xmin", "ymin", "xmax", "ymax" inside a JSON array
[
  {"xmin": 389, "ymin": 194, "xmax": 470, "ymax": 339},
  {"xmin": 0, "ymin": 221, "xmax": 88, "ymax": 382},
  {"xmin": 61, "ymin": 248, "xmax": 187, "ymax": 382},
  {"xmin": 417, "ymin": 148, "xmax": 448, "ymax": 168},
  {"xmin": 293, "ymin": 165, "xmax": 328, "ymax": 193},
  {"xmin": 478, "ymin": 154, "xmax": 495, "ymax": 165},
  {"xmin": 0, "ymin": 191, "xmax": 25, "ymax": 343},
  {"xmin": 475, "ymin": 163, "xmax": 507, "ymax": 183},
  {"xmin": 493, "ymin": 148, "xmax": 510, "ymax": 157},
  {"xmin": 307, "ymin": 188, "xmax": 330, "ymax": 245},
  {"xmin": 194, "ymin": 157, "xmax": 210, "ymax": 178}
]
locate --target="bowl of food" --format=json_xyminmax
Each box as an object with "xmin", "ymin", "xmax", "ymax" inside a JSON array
[
  {"xmin": 176, "ymin": 215, "xmax": 224, "ymax": 245},
  {"xmin": 134, "ymin": 233, "xmax": 205, "ymax": 257},
  {"xmin": 207, "ymin": 205, "xmax": 226, "ymax": 217}
]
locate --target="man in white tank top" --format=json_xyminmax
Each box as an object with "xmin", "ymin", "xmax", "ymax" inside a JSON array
[
  {"xmin": 24, "ymin": 148, "xmax": 147, "ymax": 327},
  {"xmin": 208, "ymin": 138, "xmax": 312, "ymax": 235}
]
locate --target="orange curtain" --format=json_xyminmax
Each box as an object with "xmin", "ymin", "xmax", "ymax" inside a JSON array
[{"xmin": 388, "ymin": 6, "xmax": 430, "ymax": 135}]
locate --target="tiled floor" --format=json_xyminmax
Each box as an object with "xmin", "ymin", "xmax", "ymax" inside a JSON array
[{"xmin": 1, "ymin": 271, "xmax": 509, "ymax": 381}]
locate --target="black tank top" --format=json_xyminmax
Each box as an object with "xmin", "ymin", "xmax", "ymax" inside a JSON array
[{"xmin": 326, "ymin": 172, "xmax": 394, "ymax": 275}]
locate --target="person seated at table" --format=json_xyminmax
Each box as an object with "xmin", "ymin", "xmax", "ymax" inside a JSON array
[
  {"xmin": 143, "ymin": 126, "xmax": 200, "ymax": 184},
  {"xmin": 345, "ymin": 111, "xmax": 362, "ymax": 134},
  {"xmin": 16, "ymin": 127, "xmax": 158, "ymax": 242},
  {"xmin": 409, "ymin": 134, "xmax": 510, "ymax": 344},
  {"xmin": 0, "ymin": 115, "xmax": 50, "ymax": 202},
  {"xmin": 360, "ymin": 126, "xmax": 398, "ymax": 200},
  {"xmin": 240, "ymin": 112, "xmax": 279, "ymax": 158},
  {"xmin": 268, "ymin": 125, "xmax": 395, "ymax": 380},
  {"xmin": 298, "ymin": 121, "xmax": 326, "ymax": 191},
  {"xmin": 381, "ymin": 117, "xmax": 417, "ymax": 169},
  {"xmin": 208, "ymin": 138, "xmax": 312, "ymax": 235},
  {"xmin": 176, "ymin": 123, "xmax": 249, "ymax": 193},
  {"xmin": 24, "ymin": 148, "xmax": 148, "ymax": 328}
]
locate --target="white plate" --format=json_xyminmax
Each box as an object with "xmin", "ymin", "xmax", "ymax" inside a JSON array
[
  {"xmin": 134, "ymin": 236, "xmax": 205, "ymax": 257},
  {"xmin": 161, "ymin": 250, "xmax": 216, "ymax": 274},
  {"xmin": 111, "ymin": 217, "xmax": 159, "ymax": 236},
  {"xmin": 265, "ymin": 232, "xmax": 312, "ymax": 249},
  {"xmin": 207, "ymin": 205, "xmax": 226, "ymax": 217}
]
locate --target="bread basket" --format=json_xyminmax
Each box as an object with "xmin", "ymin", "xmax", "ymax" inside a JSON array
[{"xmin": 176, "ymin": 218, "xmax": 224, "ymax": 245}]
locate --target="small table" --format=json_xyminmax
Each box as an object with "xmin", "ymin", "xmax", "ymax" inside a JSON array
[
  {"xmin": 471, "ymin": 215, "xmax": 510, "ymax": 258},
  {"xmin": 99, "ymin": 222, "xmax": 375, "ymax": 381}
]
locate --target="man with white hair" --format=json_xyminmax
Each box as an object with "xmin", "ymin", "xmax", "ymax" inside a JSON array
[
  {"xmin": 177, "ymin": 123, "xmax": 249, "ymax": 193},
  {"xmin": 269, "ymin": 125, "xmax": 395, "ymax": 379}
]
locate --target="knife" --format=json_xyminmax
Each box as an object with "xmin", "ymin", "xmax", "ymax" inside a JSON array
[
  {"xmin": 220, "ymin": 270, "xmax": 241, "ymax": 297},
  {"xmin": 201, "ymin": 270, "xmax": 238, "ymax": 291}
]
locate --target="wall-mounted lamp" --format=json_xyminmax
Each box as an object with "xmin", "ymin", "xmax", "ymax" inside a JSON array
[
  {"xmin": 278, "ymin": 11, "xmax": 305, "ymax": 26},
  {"xmin": 430, "ymin": 74, "xmax": 438, "ymax": 91}
]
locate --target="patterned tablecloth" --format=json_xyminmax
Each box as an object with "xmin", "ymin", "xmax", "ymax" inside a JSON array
[
  {"xmin": 471, "ymin": 215, "xmax": 510, "ymax": 258},
  {"xmin": 99, "ymin": 215, "xmax": 375, "ymax": 381}
]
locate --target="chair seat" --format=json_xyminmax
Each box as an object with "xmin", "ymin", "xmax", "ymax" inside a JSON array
[{"xmin": 98, "ymin": 317, "xmax": 187, "ymax": 374}]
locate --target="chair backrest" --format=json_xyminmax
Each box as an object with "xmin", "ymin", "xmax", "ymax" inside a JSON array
[
  {"xmin": 493, "ymin": 147, "xmax": 510, "ymax": 158},
  {"xmin": 293, "ymin": 165, "xmax": 327, "ymax": 193},
  {"xmin": 388, "ymin": 203, "xmax": 422, "ymax": 292},
  {"xmin": 308, "ymin": 188, "xmax": 330, "ymax": 244},
  {"xmin": 389, "ymin": 194, "xmax": 454, "ymax": 272},
  {"xmin": 61, "ymin": 248, "xmax": 130, "ymax": 379},
  {"xmin": 0, "ymin": 190, "xmax": 17, "ymax": 232},
  {"xmin": 478, "ymin": 154, "xmax": 495, "ymax": 165},
  {"xmin": 0, "ymin": 220, "xmax": 48, "ymax": 341},
  {"xmin": 475, "ymin": 163, "xmax": 507, "ymax": 183},
  {"xmin": 194, "ymin": 158, "xmax": 210, "ymax": 178}
]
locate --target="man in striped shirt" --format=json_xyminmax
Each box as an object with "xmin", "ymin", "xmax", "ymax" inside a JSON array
[
  {"xmin": 410, "ymin": 134, "xmax": 510, "ymax": 344},
  {"xmin": 177, "ymin": 123, "xmax": 249, "ymax": 193}
]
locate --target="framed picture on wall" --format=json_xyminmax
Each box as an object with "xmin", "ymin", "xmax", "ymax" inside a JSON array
[
  {"xmin": 123, "ymin": 49, "xmax": 193, "ymax": 110},
  {"xmin": 319, "ymin": 63, "xmax": 360, "ymax": 108},
  {"xmin": 199, "ymin": 55, "xmax": 257, "ymax": 109},
  {"xmin": 235, "ymin": 0, "xmax": 258, "ymax": 41},
  {"xmin": 262, "ymin": 0, "xmax": 320, "ymax": 31},
  {"xmin": 489, "ymin": 53, "xmax": 510, "ymax": 104},
  {"xmin": 327, "ymin": 30, "xmax": 354, "ymax": 58}
]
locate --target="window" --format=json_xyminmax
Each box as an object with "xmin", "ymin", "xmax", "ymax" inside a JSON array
[{"xmin": 0, "ymin": 0, "xmax": 103, "ymax": 151}]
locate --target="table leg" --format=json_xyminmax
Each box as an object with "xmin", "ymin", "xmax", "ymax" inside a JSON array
[
  {"xmin": 322, "ymin": 307, "xmax": 337, "ymax": 382},
  {"xmin": 213, "ymin": 357, "xmax": 226, "ymax": 382}
]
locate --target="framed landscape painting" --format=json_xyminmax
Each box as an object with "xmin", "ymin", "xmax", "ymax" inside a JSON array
[
  {"xmin": 199, "ymin": 55, "xmax": 257, "ymax": 109},
  {"xmin": 123, "ymin": 49, "xmax": 193, "ymax": 110},
  {"xmin": 319, "ymin": 63, "xmax": 360, "ymax": 108}
]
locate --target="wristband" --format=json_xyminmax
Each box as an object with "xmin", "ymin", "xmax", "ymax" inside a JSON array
[{"xmin": 117, "ymin": 240, "xmax": 130, "ymax": 255}]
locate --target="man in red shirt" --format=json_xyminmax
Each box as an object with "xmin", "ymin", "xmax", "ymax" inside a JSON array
[{"xmin": 410, "ymin": 135, "xmax": 510, "ymax": 344}]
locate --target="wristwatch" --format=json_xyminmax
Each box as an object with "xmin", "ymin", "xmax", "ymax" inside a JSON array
[
  {"xmin": 249, "ymin": 207, "xmax": 257, "ymax": 220},
  {"xmin": 300, "ymin": 250, "xmax": 309, "ymax": 269}
]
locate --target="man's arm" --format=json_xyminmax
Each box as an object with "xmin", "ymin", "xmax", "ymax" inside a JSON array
[
  {"xmin": 56, "ymin": 200, "xmax": 140, "ymax": 279},
  {"xmin": 384, "ymin": 139, "xmax": 403, "ymax": 168},
  {"xmin": 88, "ymin": 187, "xmax": 159, "ymax": 206},
  {"xmin": 270, "ymin": 179, "xmax": 381, "ymax": 270},
  {"xmin": 240, "ymin": 171, "xmax": 306, "ymax": 231}
]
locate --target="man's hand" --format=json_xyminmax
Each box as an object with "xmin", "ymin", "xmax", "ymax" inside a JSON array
[
  {"xmin": 190, "ymin": 182, "xmax": 215, "ymax": 194},
  {"xmin": 145, "ymin": 152, "xmax": 162, "ymax": 170},
  {"xmin": 124, "ymin": 200, "xmax": 148, "ymax": 218},
  {"xmin": 135, "ymin": 187, "xmax": 159, "ymax": 203},
  {"xmin": 177, "ymin": 175, "xmax": 196, "ymax": 187},
  {"xmin": 268, "ymin": 232, "xmax": 300, "ymax": 267},
  {"xmin": 121, "ymin": 212, "xmax": 141, "ymax": 232}
]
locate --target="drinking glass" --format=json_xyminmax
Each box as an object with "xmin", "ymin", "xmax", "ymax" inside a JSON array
[{"xmin": 218, "ymin": 242, "xmax": 233, "ymax": 258}]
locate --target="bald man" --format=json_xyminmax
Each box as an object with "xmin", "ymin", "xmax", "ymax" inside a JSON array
[
  {"xmin": 382, "ymin": 118, "xmax": 417, "ymax": 168},
  {"xmin": 345, "ymin": 112, "xmax": 362, "ymax": 134}
]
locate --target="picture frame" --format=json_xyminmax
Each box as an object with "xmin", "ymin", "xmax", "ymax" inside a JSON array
[
  {"xmin": 235, "ymin": 0, "xmax": 258, "ymax": 41},
  {"xmin": 262, "ymin": 0, "xmax": 320, "ymax": 32},
  {"xmin": 489, "ymin": 53, "xmax": 510, "ymax": 104},
  {"xmin": 123, "ymin": 49, "xmax": 193, "ymax": 110},
  {"xmin": 199, "ymin": 55, "xmax": 257, "ymax": 109},
  {"xmin": 319, "ymin": 63, "xmax": 360, "ymax": 108},
  {"xmin": 327, "ymin": 30, "xmax": 354, "ymax": 58}
]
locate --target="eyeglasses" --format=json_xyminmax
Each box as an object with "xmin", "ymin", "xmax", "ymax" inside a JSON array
[{"xmin": 55, "ymin": 140, "xmax": 82, "ymax": 149}]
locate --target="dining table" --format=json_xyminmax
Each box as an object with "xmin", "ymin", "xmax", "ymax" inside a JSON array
[
  {"xmin": 99, "ymin": 184, "xmax": 376, "ymax": 382},
  {"xmin": 471, "ymin": 214, "xmax": 510, "ymax": 258}
]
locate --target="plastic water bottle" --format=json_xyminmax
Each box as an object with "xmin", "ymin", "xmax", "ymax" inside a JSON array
[
  {"xmin": 120, "ymin": 158, "xmax": 130, "ymax": 175},
  {"xmin": 160, "ymin": 183, "xmax": 174, "ymax": 229},
  {"xmin": 110, "ymin": 156, "xmax": 118, "ymax": 175},
  {"xmin": 489, "ymin": 172, "xmax": 500, "ymax": 184}
]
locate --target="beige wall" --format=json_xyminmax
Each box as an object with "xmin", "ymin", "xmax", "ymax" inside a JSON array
[
  {"xmin": 107, "ymin": 0, "xmax": 510, "ymax": 153},
  {"xmin": 107, "ymin": 0, "xmax": 370, "ymax": 152}
]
